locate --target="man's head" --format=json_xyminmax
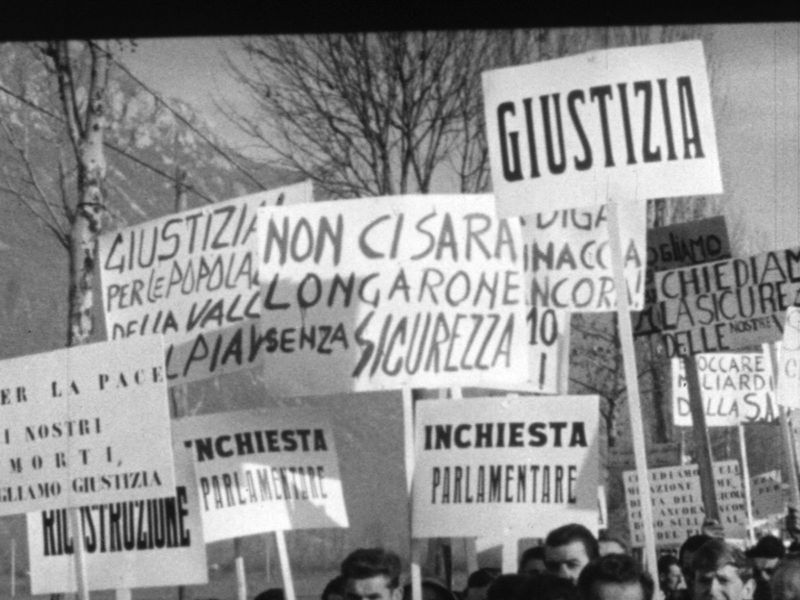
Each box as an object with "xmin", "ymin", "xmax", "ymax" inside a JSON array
[
  {"xmin": 518, "ymin": 546, "xmax": 547, "ymax": 576},
  {"xmin": 544, "ymin": 523, "xmax": 599, "ymax": 585},
  {"xmin": 464, "ymin": 568, "xmax": 500, "ymax": 600},
  {"xmin": 747, "ymin": 535, "xmax": 785, "ymax": 581},
  {"xmin": 770, "ymin": 555, "xmax": 800, "ymax": 600},
  {"xmin": 658, "ymin": 554, "xmax": 685, "ymax": 593},
  {"xmin": 323, "ymin": 576, "xmax": 347, "ymax": 600},
  {"xmin": 597, "ymin": 531, "xmax": 629, "ymax": 557},
  {"xmin": 691, "ymin": 539, "xmax": 755, "ymax": 600},
  {"xmin": 577, "ymin": 553, "xmax": 655, "ymax": 600},
  {"xmin": 680, "ymin": 534, "xmax": 713, "ymax": 592},
  {"xmin": 341, "ymin": 548, "xmax": 403, "ymax": 600}
]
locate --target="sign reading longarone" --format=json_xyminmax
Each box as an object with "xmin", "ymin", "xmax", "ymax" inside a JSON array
[
  {"xmin": 655, "ymin": 247, "xmax": 800, "ymax": 357},
  {"xmin": 257, "ymin": 195, "xmax": 529, "ymax": 396},
  {"xmin": 624, "ymin": 460, "xmax": 746, "ymax": 547},
  {"xmin": 412, "ymin": 395, "xmax": 600, "ymax": 538},
  {"xmin": 672, "ymin": 352, "xmax": 777, "ymax": 427},
  {"xmin": 173, "ymin": 408, "xmax": 348, "ymax": 542},
  {"xmin": 98, "ymin": 182, "xmax": 312, "ymax": 386},
  {"xmin": 522, "ymin": 202, "xmax": 647, "ymax": 312},
  {"xmin": 0, "ymin": 337, "xmax": 175, "ymax": 516},
  {"xmin": 482, "ymin": 40, "xmax": 721, "ymax": 217},
  {"xmin": 27, "ymin": 442, "xmax": 207, "ymax": 594}
]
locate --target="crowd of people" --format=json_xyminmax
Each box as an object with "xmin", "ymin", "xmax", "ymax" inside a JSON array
[{"xmin": 253, "ymin": 522, "xmax": 800, "ymax": 600}]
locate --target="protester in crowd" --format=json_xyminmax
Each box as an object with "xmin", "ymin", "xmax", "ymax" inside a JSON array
[
  {"xmin": 678, "ymin": 534, "xmax": 713, "ymax": 600},
  {"xmin": 658, "ymin": 554, "xmax": 686, "ymax": 600},
  {"xmin": 487, "ymin": 574, "xmax": 529, "ymax": 600},
  {"xmin": 597, "ymin": 531, "xmax": 629, "ymax": 556},
  {"xmin": 463, "ymin": 568, "xmax": 501, "ymax": 600},
  {"xmin": 747, "ymin": 535, "xmax": 786, "ymax": 600},
  {"xmin": 544, "ymin": 523, "xmax": 599, "ymax": 586},
  {"xmin": 770, "ymin": 555, "xmax": 800, "ymax": 600},
  {"xmin": 577, "ymin": 553, "xmax": 655, "ymax": 600},
  {"xmin": 342, "ymin": 547, "xmax": 404, "ymax": 600},
  {"xmin": 519, "ymin": 547, "xmax": 547, "ymax": 576},
  {"xmin": 691, "ymin": 539, "xmax": 755, "ymax": 600},
  {"xmin": 516, "ymin": 572, "xmax": 579, "ymax": 600},
  {"xmin": 255, "ymin": 589, "xmax": 285, "ymax": 600},
  {"xmin": 402, "ymin": 578, "xmax": 458, "ymax": 600},
  {"xmin": 701, "ymin": 519, "xmax": 726, "ymax": 539},
  {"xmin": 323, "ymin": 575, "xmax": 348, "ymax": 600}
]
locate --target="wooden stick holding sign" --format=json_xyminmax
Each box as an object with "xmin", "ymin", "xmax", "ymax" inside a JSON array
[
  {"xmin": 69, "ymin": 507, "xmax": 90, "ymax": 600},
  {"xmin": 737, "ymin": 423, "xmax": 756, "ymax": 545},
  {"xmin": 275, "ymin": 530, "xmax": 297, "ymax": 600},
  {"xmin": 765, "ymin": 343, "xmax": 800, "ymax": 508},
  {"xmin": 403, "ymin": 387, "xmax": 423, "ymax": 600},
  {"xmin": 606, "ymin": 198, "xmax": 658, "ymax": 583}
]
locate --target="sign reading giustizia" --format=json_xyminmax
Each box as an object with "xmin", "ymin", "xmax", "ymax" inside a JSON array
[
  {"xmin": 257, "ymin": 195, "xmax": 529, "ymax": 396},
  {"xmin": 482, "ymin": 40, "xmax": 721, "ymax": 217}
]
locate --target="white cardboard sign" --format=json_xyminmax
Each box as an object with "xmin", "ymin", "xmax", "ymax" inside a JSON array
[
  {"xmin": 173, "ymin": 408, "xmax": 348, "ymax": 542},
  {"xmin": 482, "ymin": 40, "xmax": 721, "ymax": 217},
  {"xmin": 412, "ymin": 395, "xmax": 600, "ymax": 538},
  {"xmin": 750, "ymin": 470, "xmax": 790, "ymax": 522},
  {"xmin": 526, "ymin": 306, "xmax": 569, "ymax": 394},
  {"xmin": 257, "ymin": 195, "xmax": 529, "ymax": 396},
  {"xmin": 27, "ymin": 442, "xmax": 207, "ymax": 594},
  {"xmin": 99, "ymin": 182, "xmax": 312, "ymax": 386},
  {"xmin": 0, "ymin": 337, "xmax": 175, "ymax": 516},
  {"xmin": 522, "ymin": 202, "xmax": 646, "ymax": 311},
  {"xmin": 655, "ymin": 247, "xmax": 800, "ymax": 356},
  {"xmin": 671, "ymin": 353, "xmax": 777, "ymax": 426},
  {"xmin": 624, "ymin": 460, "xmax": 747, "ymax": 547},
  {"xmin": 777, "ymin": 306, "xmax": 800, "ymax": 409}
]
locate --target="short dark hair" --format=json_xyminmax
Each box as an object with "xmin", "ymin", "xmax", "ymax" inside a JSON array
[
  {"xmin": 487, "ymin": 574, "xmax": 529, "ymax": 600},
  {"xmin": 691, "ymin": 539, "xmax": 753, "ymax": 583},
  {"xmin": 545, "ymin": 524, "xmax": 599, "ymax": 561},
  {"xmin": 597, "ymin": 531, "xmax": 629, "ymax": 555},
  {"xmin": 341, "ymin": 548, "xmax": 402, "ymax": 589},
  {"xmin": 520, "ymin": 572, "xmax": 579, "ymax": 600},
  {"xmin": 322, "ymin": 575, "xmax": 347, "ymax": 600},
  {"xmin": 657, "ymin": 554, "xmax": 680, "ymax": 575},
  {"xmin": 679, "ymin": 535, "xmax": 712, "ymax": 568},
  {"xmin": 519, "ymin": 546, "xmax": 545, "ymax": 572},
  {"xmin": 255, "ymin": 589, "xmax": 285, "ymax": 600},
  {"xmin": 577, "ymin": 554, "xmax": 655, "ymax": 600}
]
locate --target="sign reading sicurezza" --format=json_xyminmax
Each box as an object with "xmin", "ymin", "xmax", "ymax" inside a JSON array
[
  {"xmin": 0, "ymin": 337, "xmax": 175, "ymax": 516},
  {"xmin": 482, "ymin": 40, "xmax": 721, "ymax": 217},
  {"xmin": 257, "ymin": 194, "xmax": 529, "ymax": 396}
]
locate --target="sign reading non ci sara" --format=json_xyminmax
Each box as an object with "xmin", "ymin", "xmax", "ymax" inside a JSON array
[
  {"xmin": 257, "ymin": 194, "xmax": 529, "ymax": 396},
  {"xmin": 173, "ymin": 408, "xmax": 348, "ymax": 542},
  {"xmin": 99, "ymin": 182, "xmax": 312, "ymax": 386},
  {"xmin": 0, "ymin": 336, "xmax": 175, "ymax": 516},
  {"xmin": 27, "ymin": 441, "xmax": 207, "ymax": 594},
  {"xmin": 412, "ymin": 395, "xmax": 599, "ymax": 538},
  {"xmin": 482, "ymin": 40, "xmax": 721, "ymax": 217}
]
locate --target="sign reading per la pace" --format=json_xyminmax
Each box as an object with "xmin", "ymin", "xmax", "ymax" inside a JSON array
[
  {"xmin": 99, "ymin": 182, "xmax": 312, "ymax": 386},
  {"xmin": 28, "ymin": 442, "xmax": 207, "ymax": 594},
  {"xmin": 482, "ymin": 40, "xmax": 721, "ymax": 217},
  {"xmin": 0, "ymin": 337, "xmax": 175, "ymax": 516},
  {"xmin": 174, "ymin": 408, "xmax": 347, "ymax": 541},
  {"xmin": 655, "ymin": 247, "xmax": 800, "ymax": 357},
  {"xmin": 257, "ymin": 195, "xmax": 529, "ymax": 396},
  {"xmin": 412, "ymin": 395, "xmax": 600, "ymax": 538}
]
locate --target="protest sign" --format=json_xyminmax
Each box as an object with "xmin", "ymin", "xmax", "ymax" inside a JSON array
[
  {"xmin": 671, "ymin": 353, "xmax": 777, "ymax": 426},
  {"xmin": 412, "ymin": 395, "xmax": 600, "ymax": 538},
  {"xmin": 635, "ymin": 216, "xmax": 731, "ymax": 336},
  {"xmin": 99, "ymin": 182, "xmax": 312, "ymax": 386},
  {"xmin": 482, "ymin": 40, "xmax": 721, "ymax": 217},
  {"xmin": 173, "ymin": 408, "xmax": 348, "ymax": 542},
  {"xmin": 655, "ymin": 247, "xmax": 800, "ymax": 357},
  {"xmin": 257, "ymin": 194, "xmax": 529, "ymax": 396},
  {"xmin": 522, "ymin": 202, "xmax": 646, "ymax": 311},
  {"xmin": 624, "ymin": 460, "xmax": 747, "ymax": 547},
  {"xmin": 777, "ymin": 306, "xmax": 800, "ymax": 409},
  {"xmin": 526, "ymin": 306, "xmax": 568, "ymax": 393},
  {"xmin": 0, "ymin": 337, "xmax": 175, "ymax": 516},
  {"xmin": 27, "ymin": 441, "xmax": 207, "ymax": 594},
  {"xmin": 750, "ymin": 470, "xmax": 790, "ymax": 522}
]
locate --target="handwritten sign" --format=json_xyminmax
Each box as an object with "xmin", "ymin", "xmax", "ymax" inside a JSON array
[
  {"xmin": 257, "ymin": 195, "xmax": 529, "ymax": 396},
  {"xmin": 412, "ymin": 395, "xmax": 599, "ymax": 538},
  {"xmin": 99, "ymin": 182, "xmax": 312, "ymax": 386},
  {"xmin": 527, "ymin": 307, "xmax": 568, "ymax": 393},
  {"xmin": 0, "ymin": 337, "xmax": 175, "ymax": 516},
  {"xmin": 173, "ymin": 408, "xmax": 348, "ymax": 542},
  {"xmin": 750, "ymin": 470, "xmax": 790, "ymax": 522},
  {"xmin": 482, "ymin": 40, "xmax": 721, "ymax": 217},
  {"xmin": 671, "ymin": 353, "xmax": 777, "ymax": 426},
  {"xmin": 778, "ymin": 306, "xmax": 800, "ymax": 409},
  {"xmin": 27, "ymin": 442, "xmax": 207, "ymax": 594},
  {"xmin": 522, "ymin": 202, "xmax": 646, "ymax": 311},
  {"xmin": 624, "ymin": 460, "xmax": 747, "ymax": 547},
  {"xmin": 655, "ymin": 247, "xmax": 800, "ymax": 357},
  {"xmin": 635, "ymin": 216, "xmax": 731, "ymax": 336}
]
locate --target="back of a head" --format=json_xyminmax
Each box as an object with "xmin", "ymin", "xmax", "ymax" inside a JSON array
[
  {"xmin": 468, "ymin": 568, "xmax": 501, "ymax": 590},
  {"xmin": 341, "ymin": 548, "xmax": 403, "ymax": 588},
  {"xmin": 771, "ymin": 556, "xmax": 800, "ymax": 600},
  {"xmin": 519, "ymin": 546, "xmax": 546, "ymax": 575},
  {"xmin": 545, "ymin": 524, "xmax": 599, "ymax": 560},
  {"xmin": 691, "ymin": 539, "xmax": 753, "ymax": 582},
  {"xmin": 322, "ymin": 575, "xmax": 347, "ymax": 600},
  {"xmin": 255, "ymin": 589, "xmax": 285, "ymax": 600},
  {"xmin": 519, "ymin": 572, "xmax": 579, "ymax": 600},
  {"xmin": 657, "ymin": 554, "xmax": 680, "ymax": 576},
  {"xmin": 487, "ymin": 574, "xmax": 529, "ymax": 600},
  {"xmin": 577, "ymin": 554, "xmax": 654, "ymax": 600},
  {"xmin": 597, "ymin": 531, "xmax": 628, "ymax": 557},
  {"xmin": 679, "ymin": 535, "xmax": 712, "ymax": 567}
]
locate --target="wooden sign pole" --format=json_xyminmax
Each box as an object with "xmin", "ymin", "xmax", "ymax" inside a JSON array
[
  {"xmin": 10, "ymin": 538, "xmax": 15, "ymax": 598},
  {"xmin": 403, "ymin": 387, "xmax": 423, "ymax": 600},
  {"xmin": 765, "ymin": 343, "xmax": 800, "ymax": 508},
  {"xmin": 69, "ymin": 507, "xmax": 90, "ymax": 600},
  {"xmin": 276, "ymin": 531, "xmax": 296, "ymax": 600},
  {"xmin": 235, "ymin": 537, "xmax": 248, "ymax": 600},
  {"xmin": 607, "ymin": 198, "xmax": 658, "ymax": 584},
  {"xmin": 737, "ymin": 423, "xmax": 756, "ymax": 545}
]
